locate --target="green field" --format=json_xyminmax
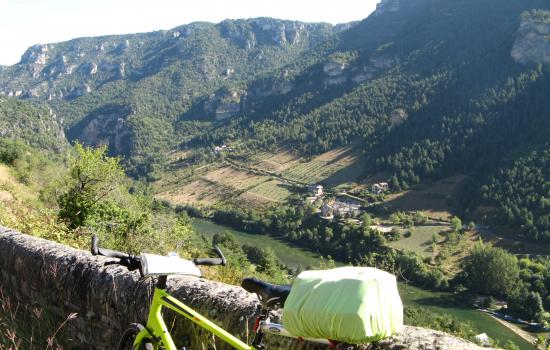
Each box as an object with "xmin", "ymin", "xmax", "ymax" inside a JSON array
[
  {"xmin": 388, "ymin": 225, "xmax": 449, "ymax": 257},
  {"xmin": 247, "ymin": 180, "xmax": 293, "ymax": 202}
]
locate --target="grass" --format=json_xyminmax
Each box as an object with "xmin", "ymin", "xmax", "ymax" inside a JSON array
[
  {"xmin": 384, "ymin": 175, "xmax": 466, "ymax": 220},
  {"xmin": 246, "ymin": 180, "xmax": 292, "ymax": 202},
  {"xmin": 0, "ymin": 287, "xmax": 78, "ymax": 349},
  {"xmin": 388, "ymin": 225, "xmax": 449, "ymax": 257}
]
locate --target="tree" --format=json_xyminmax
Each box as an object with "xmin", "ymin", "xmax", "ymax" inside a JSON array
[
  {"xmin": 58, "ymin": 143, "xmax": 125, "ymax": 229},
  {"xmin": 451, "ymin": 217, "xmax": 462, "ymax": 233},
  {"xmin": 508, "ymin": 291, "xmax": 545, "ymax": 321},
  {"xmin": 461, "ymin": 243, "xmax": 520, "ymax": 298},
  {"xmin": 362, "ymin": 213, "xmax": 373, "ymax": 228}
]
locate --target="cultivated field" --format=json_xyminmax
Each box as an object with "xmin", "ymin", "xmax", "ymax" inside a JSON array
[
  {"xmin": 156, "ymin": 178, "xmax": 232, "ymax": 206},
  {"xmin": 246, "ymin": 180, "xmax": 293, "ymax": 202},
  {"xmin": 248, "ymin": 147, "xmax": 366, "ymax": 185},
  {"xmin": 384, "ymin": 175, "xmax": 466, "ymax": 220},
  {"xmin": 202, "ymin": 166, "xmax": 266, "ymax": 191},
  {"xmin": 156, "ymin": 163, "xmax": 294, "ymax": 207},
  {"xmin": 249, "ymin": 151, "xmax": 299, "ymax": 173},
  {"xmin": 156, "ymin": 146, "xmax": 366, "ymax": 207}
]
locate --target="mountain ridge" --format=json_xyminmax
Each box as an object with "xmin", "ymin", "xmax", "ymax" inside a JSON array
[{"xmin": 1, "ymin": 0, "xmax": 549, "ymax": 242}]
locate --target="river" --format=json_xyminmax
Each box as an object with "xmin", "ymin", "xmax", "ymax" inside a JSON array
[
  {"xmin": 191, "ymin": 218, "xmax": 535, "ymax": 349},
  {"xmin": 191, "ymin": 218, "xmax": 323, "ymax": 269}
]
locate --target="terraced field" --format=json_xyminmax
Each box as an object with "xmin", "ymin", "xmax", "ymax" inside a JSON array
[
  {"xmin": 246, "ymin": 180, "xmax": 293, "ymax": 202},
  {"xmin": 156, "ymin": 163, "xmax": 292, "ymax": 207},
  {"xmin": 156, "ymin": 146, "xmax": 366, "ymax": 207},
  {"xmin": 384, "ymin": 175, "xmax": 466, "ymax": 220},
  {"xmin": 251, "ymin": 147, "xmax": 366, "ymax": 185}
]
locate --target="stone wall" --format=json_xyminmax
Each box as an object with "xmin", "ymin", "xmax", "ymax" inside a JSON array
[{"xmin": 0, "ymin": 227, "xmax": 489, "ymax": 349}]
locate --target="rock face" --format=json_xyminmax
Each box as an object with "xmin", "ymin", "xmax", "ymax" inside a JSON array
[
  {"xmin": 511, "ymin": 10, "xmax": 550, "ymax": 64},
  {"xmin": 390, "ymin": 109, "xmax": 408, "ymax": 126},
  {"xmin": 0, "ymin": 227, "xmax": 491, "ymax": 350},
  {"xmin": 205, "ymin": 90, "xmax": 244, "ymax": 121},
  {"xmin": 253, "ymin": 79, "xmax": 293, "ymax": 97},
  {"xmin": 0, "ymin": 18, "xmax": 340, "ymax": 102},
  {"xmin": 68, "ymin": 105, "xmax": 132, "ymax": 154},
  {"xmin": 324, "ymin": 61, "xmax": 349, "ymax": 77},
  {"xmin": 374, "ymin": 0, "xmax": 400, "ymax": 16},
  {"xmin": 220, "ymin": 18, "xmax": 315, "ymax": 48}
]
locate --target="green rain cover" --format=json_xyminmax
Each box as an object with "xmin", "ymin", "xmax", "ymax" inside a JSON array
[{"xmin": 282, "ymin": 267, "xmax": 403, "ymax": 344}]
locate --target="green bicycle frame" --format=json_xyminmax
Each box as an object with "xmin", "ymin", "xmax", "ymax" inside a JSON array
[{"xmin": 133, "ymin": 287, "xmax": 258, "ymax": 350}]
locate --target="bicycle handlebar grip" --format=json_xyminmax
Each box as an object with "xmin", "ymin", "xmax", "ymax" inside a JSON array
[
  {"xmin": 193, "ymin": 246, "xmax": 227, "ymax": 266},
  {"xmin": 90, "ymin": 235, "xmax": 129, "ymax": 259},
  {"xmin": 213, "ymin": 245, "xmax": 227, "ymax": 266},
  {"xmin": 98, "ymin": 247, "xmax": 130, "ymax": 259},
  {"xmin": 193, "ymin": 257, "xmax": 224, "ymax": 266}
]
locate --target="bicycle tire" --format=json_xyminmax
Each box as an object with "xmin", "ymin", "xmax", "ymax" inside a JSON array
[{"xmin": 117, "ymin": 323, "xmax": 152, "ymax": 350}]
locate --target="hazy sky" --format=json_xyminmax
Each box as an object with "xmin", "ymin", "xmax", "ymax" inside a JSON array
[{"xmin": 0, "ymin": 0, "xmax": 379, "ymax": 65}]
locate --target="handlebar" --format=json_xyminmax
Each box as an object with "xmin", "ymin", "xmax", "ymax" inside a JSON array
[
  {"xmin": 91, "ymin": 235, "xmax": 130, "ymax": 259},
  {"xmin": 193, "ymin": 246, "xmax": 227, "ymax": 266},
  {"xmin": 90, "ymin": 235, "xmax": 227, "ymax": 272}
]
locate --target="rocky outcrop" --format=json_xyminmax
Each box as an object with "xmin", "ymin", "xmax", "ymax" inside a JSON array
[
  {"xmin": 0, "ymin": 227, "xmax": 492, "ymax": 350},
  {"xmin": 20, "ymin": 44, "xmax": 50, "ymax": 65},
  {"xmin": 352, "ymin": 55, "xmax": 397, "ymax": 85},
  {"xmin": 374, "ymin": 0, "xmax": 400, "ymax": 16},
  {"xmin": 252, "ymin": 75, "xmax": 293, "ymax": 97},
  {"xmin": 205, "ymin": 90, "xmax": 244, "ymax": 121},
  {"xmin": 511, "ymin": 10, "xmax": 550, "ymax": 64},
  {"xmin": 69, "ymin": 105, "xmax": 131, "ymax": 153},
  {"xmin": 323, "ymin": 58, "xmax": 350, "ymax": 87},
  {"xmin": 390, "ymin": 109, "xmax": 408, "ymax": 126},
  {"xmin": 324, "ymin": 61, "xmax": 349, "ymax": 77}
]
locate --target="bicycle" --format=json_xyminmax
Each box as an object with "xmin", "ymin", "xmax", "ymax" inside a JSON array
[{"xmin": 91, "ymin": 236, "xmax": 356, "ymax": 350}]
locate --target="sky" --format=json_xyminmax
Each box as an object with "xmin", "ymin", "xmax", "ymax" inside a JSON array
[{"xmin": 0, "ymin": 0, "xmax": 379, "ymax": 65}]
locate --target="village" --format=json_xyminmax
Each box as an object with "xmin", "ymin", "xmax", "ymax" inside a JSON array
[{"xmin": 304, "ymin": 182, "xmax": 389, "ymax": 220}]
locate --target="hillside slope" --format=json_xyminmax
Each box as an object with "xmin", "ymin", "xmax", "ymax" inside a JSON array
[
  {"xmin": 194, "ymin": 0, "xmax": 550, "ymax": 242},
  {"xmin": 0, "ymin": 96, "xmax": 67, "ymax": 151},
  {"xmin": 1, "ymin": 0, "xmax": 549, "ymax": 242}
]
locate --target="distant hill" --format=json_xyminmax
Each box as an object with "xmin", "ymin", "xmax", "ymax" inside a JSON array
[
  {"xmin": 1, "ymin": 0, "xmax": 549, "ymax": 242},
  {"xmin": 0, "ymin": 18, "xmax": 343, "ymax": 173}
]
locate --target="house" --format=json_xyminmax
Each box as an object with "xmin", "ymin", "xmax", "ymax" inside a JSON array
[
  {"xmin": 321, "ymin": 203, "xmax": 334, "ymax": 218},
  {"xmin": 333, "ymin": 200, "xmax": 361, "ymax": 217},
  {"xmin": 308, "ymin": 184, "xmax": 324, "ymax": 197},
  {"xmin": 371, "ymin": 182, "xmax": 389, "ymax": 194},
  {"xmin": 214, "ymin": 145, "xmax": 231, "ymax": 154}
]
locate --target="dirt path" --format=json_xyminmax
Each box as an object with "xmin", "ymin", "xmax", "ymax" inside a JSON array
[{"xmin": 487, "ymin": 313, "xmax": 538, "ymax": 348}]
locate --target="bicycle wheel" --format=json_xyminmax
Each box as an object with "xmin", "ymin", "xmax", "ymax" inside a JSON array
[{"xmin": 117, "ymin": 323, "xmax": 151, "ymax": 350}]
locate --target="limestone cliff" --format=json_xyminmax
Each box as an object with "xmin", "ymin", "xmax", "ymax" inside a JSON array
[
  {"xmin": 0, "ymin": 227, "xmax": 491, "ymax": 350},
  {"xmin": 511, "ymin": 10, "xmax": 550, "ymax": 64}
]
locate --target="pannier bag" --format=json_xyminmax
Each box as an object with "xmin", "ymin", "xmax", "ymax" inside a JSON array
[{"xmin": 283, "ymin": 267, "xmax": 403, "ymax": 344}]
